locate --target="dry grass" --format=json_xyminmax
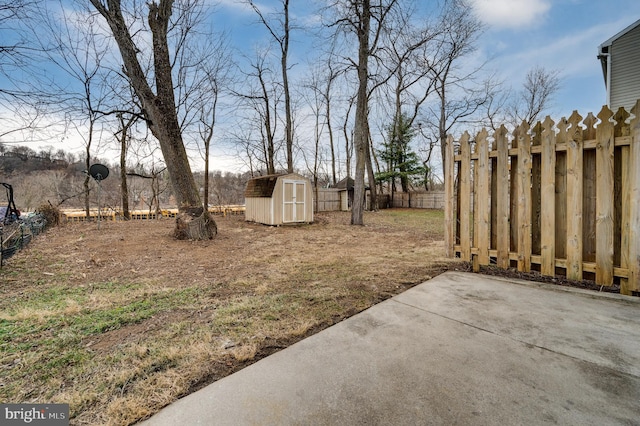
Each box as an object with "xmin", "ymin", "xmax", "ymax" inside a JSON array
[{"xmin": 0, "ymin": 209, "xmax": 455, "ymax": 425}]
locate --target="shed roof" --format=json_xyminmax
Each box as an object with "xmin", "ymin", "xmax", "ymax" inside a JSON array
[
  {"xmin": 244, "ymin": 174, "xmax": 284, "ymax": 198},
  {"xmin": 332, "ymin": 177, "xmax": 354, "ymax": 190}
]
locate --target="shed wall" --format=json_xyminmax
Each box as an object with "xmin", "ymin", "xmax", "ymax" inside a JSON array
[
  {"xmin": 271, "ymin": 179, "xmax": 284, "ymax": 224},
  {"xmin": 340, "ymin": 191, "xmax": 349, "ymax": 211},
  {"xmin": 245, "ymin": 197, "xmax": 273, "ymax": 224}
]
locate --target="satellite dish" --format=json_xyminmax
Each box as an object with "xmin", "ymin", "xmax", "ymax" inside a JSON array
[{"xmin": 89, "ymin": 164, "xmax": 109, "ymax": 181}]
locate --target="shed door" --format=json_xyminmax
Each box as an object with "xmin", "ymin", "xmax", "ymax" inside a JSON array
[{"xmin": 283, "ymin": 180, "xmax": 306, "ymax": 223}]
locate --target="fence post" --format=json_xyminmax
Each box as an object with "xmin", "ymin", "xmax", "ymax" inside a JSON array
[
  {"xmin": 555, "ymin": 118, "xmax": 569, "ymax": 264},
  {"xmin": 628, "ymin": 101, "xmax": 640, "ymax": 292},
  {"xmin": 595, "ymin": 106, "xmax": 615, "ymax": 286},
  {"xmin": 614, "ymin": 108, "xmax": 631, "ymax": 295},
  {"xmin": 516, "ymin": 122, "xmax": 532, "ymax": 272},
  {"xmin": 540, "ymin": 117, "xmax": 556, "ymax": 276},
  {"xmin": 495, "ymin": 125, "xmax": 510, "ymax": 268},
  {"xmin": 444, "ymin": 135, "xmax": 455, "ymax": 258},
  {"xmin": 459, "ymin": 132, "xmax": 471, "ymax": 262},
  {"xmin": 475, "ymin": 129, "xmax": 490, "ymax": 267},
  {"xmin": 566, "ymin": 111, "xmax": 584, "ymax": 280}
]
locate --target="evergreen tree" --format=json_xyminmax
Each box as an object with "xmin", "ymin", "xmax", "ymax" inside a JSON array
[{"xmin": 375, "ymin": 113, "xmax": 426, "ymax": 200}]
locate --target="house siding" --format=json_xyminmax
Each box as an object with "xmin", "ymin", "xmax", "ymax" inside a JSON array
[{"xmin": 610, "ymin": 24, "xmax": 640, "ymax": 111}]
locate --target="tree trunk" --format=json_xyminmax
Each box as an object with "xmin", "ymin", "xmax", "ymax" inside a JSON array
[
  {"xmin": 351, "ymin": 0, "xmax": 370, "ymax": 226},
  {"xmin": 118, "ymin": 114, "xmax": 132, "ymax": 220},
  {"xmin": 90, "ymin": 0, "xmax": 216, "ymax": 239},
  {"xmin": 282, "ymin": 0, "xmax": 293, "ymax": 173},
  {"xmin": 204, "ymin": 146, "xmax": 210, "ymax": 211},
  {"xmin": 325, "ymin": 84, "xmax": 337, "ymax": 186},
  {"xmin": 439, "ymin": 84, "xmax": 448, "ymax": 180},
  {"xmin": 366, "ymin": 127, "xmax": 377, "ymax": 211},
  {"xmin": 84, "ymin": 119, "xmax": 93, "ymax": 218}
]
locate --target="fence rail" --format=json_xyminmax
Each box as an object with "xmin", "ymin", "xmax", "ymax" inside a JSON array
[{"xmin": 445, "ymin": 102, "xmax": 640, "ymax": 295}]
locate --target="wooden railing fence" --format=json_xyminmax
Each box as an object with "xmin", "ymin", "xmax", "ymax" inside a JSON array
[{"xmin": 445, "ymin": 102, "xmax": 640, "ymax": 295}]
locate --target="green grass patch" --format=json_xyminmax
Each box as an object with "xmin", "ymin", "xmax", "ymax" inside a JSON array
[{"xmin": 377, "ymin": 208, "xmax": 444, "ymax": 235}]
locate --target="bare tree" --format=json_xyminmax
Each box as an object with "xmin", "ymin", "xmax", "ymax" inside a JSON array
[
  {"xmin": 234, "ymin": 51, "xmax": 282, "ymax": 174},
  {"xmin": 0, "ymin": 1, "xmax": 36, "ymax": 89},
  {"xmin": 326, "ymin": 0, "xmax": 399, "ymax": 225},
  {"xmin": 127, "ymin": 166, "xmax": 166, "ymax": 217},
  {"xmin": 511, "ymin": 66, "xmax": 561, "ymax": 126},
  {"xmin": 377, "ymin": 8, "xmax": 438, "ymax": 193},
  {"xmin": 324, "ymin": 59, "xmax": 342, "ymax": 186},
  {"xmin": 309, "ymin": 47, "xmax": 344, "ymax": 186},
  {"xmin": 479, "ymin": 74, "xmax": 510, "ymax": 132},
  {"xmin": 247, "ymin": 0, "xmax": 294, "ymax": 173},
  {"xmin": 302, "ymin": 66, "xmax": 327, "ymax": 209},
  {"xmin": 30, "ymin": 1, "xmax": 115, "ymax": 218},
  {"xmin": 89, "ymin": 0, "xmax": 216, "ymax": 239},
  {"xmin": 115, "ymin": 112, "xmax": 140, "ymax": 219},
  {"xmin": 191, "ymin": 35, "xmax": 234, "ymax": 210},
  {"xmin": 0, "ymin": 1, "xmax": 62, "ymax": 152},
  {"xmin": 421, "ymin": 0, "xmax": 486, "ymax": 176},
  {"xmin": 341, "ymin": 93, "xmax": 356, "ymax": 182}
]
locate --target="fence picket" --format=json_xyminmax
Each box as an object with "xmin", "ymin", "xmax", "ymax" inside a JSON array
[
  {"xmin": 475, "ymin": 129, "xmax": 490, "ymax": 267},
  {"xmin": 595, "ymin": 106, "xmax": 615, "ymax": 286},
  {"xmin": 566, "ymin": 111, "xmax": 584, "ymax": 280},
  {"xmin": 459, "ymin": 132, "xmax": 472, "ymax": 261},
  {"xmin": 620, "ymin": 143, "xmax": 631, "ymax": 294},
  {"xmin": 540, "ymin": 117, "xmax": 556, "ymax": 276},
  {"xmin": 531, "ymin": 122, "xmax": 542, "ymax": 256},
  {"xmin": 555, "ymin": 119, "xmax": 568, "ymax": 261},
  {"xmin": 628, "ymin": 101, "xmax": 640, "ymax": 292},
  {"xmin": 510, "ymin": 128, "xmax": 519, "ymax": 260},
  {"xmin": 516, "ymin": 123, "xmax": 532, "ymax": 272},
  {"xmin": 495, "ymin": 126, "xmax": 510, "ymax": 268}
]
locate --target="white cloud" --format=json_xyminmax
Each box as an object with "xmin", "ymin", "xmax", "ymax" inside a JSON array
[
  {"xmin": 499, "ymin": 18, "xmax": 632, "ymax": 82},
  {"xmin": 471, "ymin": 0, "xmax": 551, "ymax": 29},
  {"xmin": 215, "ymin": 0, "xmax": 270, "ymax": 16}
]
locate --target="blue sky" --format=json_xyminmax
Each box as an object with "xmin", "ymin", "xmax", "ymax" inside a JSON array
[
  {"xmin": 459, "ymin": 0, "xmax": 640, "ymax": 116},
  {"xmin": 215, "ymin": 0, "xmax": 640, "ymax": 117},
  {"xmin": 210, "ymin": 0, "xmax": 640, "ymax": 174},
  {"xmin": 2, "ymin": 0, "xmax": 640, "ymax": 173}
]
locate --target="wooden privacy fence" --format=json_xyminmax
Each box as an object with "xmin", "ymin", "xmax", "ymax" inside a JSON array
[
  {"xmin": 391, "ymin": 191, "xmax": 445, "ymax": 209},
  {"xmin": 445, "ymin": 102, "xmax": 640, "ymax": 295}
]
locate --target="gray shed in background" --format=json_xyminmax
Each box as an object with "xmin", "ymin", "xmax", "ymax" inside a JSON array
[{"xmin": 244, "ymin": 173, "xmax": 314, "ymax": 225}]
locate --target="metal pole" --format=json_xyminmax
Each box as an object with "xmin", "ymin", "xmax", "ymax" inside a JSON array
[{"xmin": 97, "ymin": 177, "xmax": 101, "ymax": 230}]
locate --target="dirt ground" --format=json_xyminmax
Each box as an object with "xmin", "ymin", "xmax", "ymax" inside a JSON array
[
  {"xmin": 59, "ymin": 211, "xmax": 448, "ymax": 349},
  {"xmin": 2, "ymin": 208, "xmax": 632, "ymax": 425},
  {"xmin": 16, "ymin": 210, "xmax": 449, "ymax": 301},
  {"xmin": 1, "ymin": 209, "xmax": 454, "ymax": 425}
]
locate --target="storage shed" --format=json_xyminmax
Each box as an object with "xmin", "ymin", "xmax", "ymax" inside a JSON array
[
  {"xmin": 244, "ymin": 173, "xmax": 314, "ymax": 225},
  {"xmin": 332, "ymin": 177, "xmax": 354, "ymax": 211}
]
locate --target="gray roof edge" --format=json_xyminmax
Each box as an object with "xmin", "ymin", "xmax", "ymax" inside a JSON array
[{"xmin": 599, "ymin": 18, "xmax": 640, "ymax": 52}]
